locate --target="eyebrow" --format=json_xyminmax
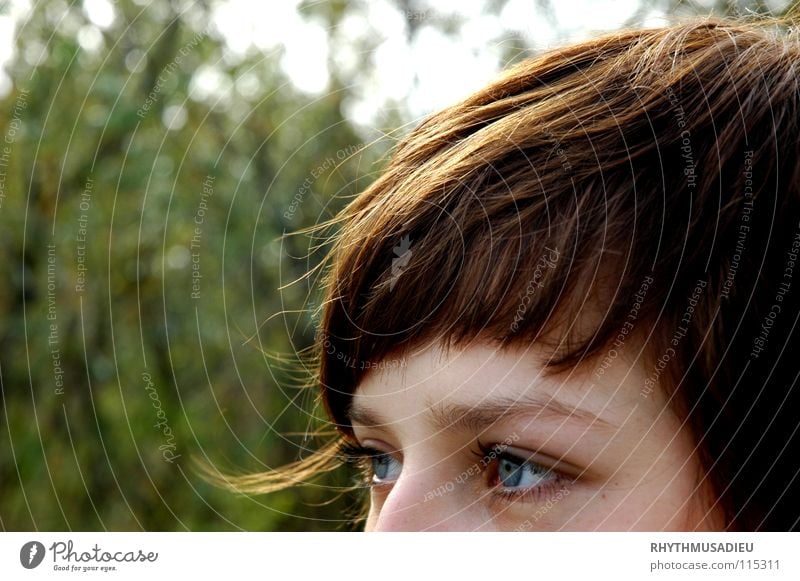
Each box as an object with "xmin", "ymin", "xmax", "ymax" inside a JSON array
[{"xmin": 346, "ymin": 394, "xmax": 617, "ymax": 434}]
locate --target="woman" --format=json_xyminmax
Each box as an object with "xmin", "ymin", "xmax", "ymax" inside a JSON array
[{"xmin": 209, "ymin": 16, "xmax": 800, "ymax": 531}]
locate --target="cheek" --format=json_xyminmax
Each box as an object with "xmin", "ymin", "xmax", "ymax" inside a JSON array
[
  {"xmin": 561, "ymin": 449, "xmax": 707, "ymax": 531},
  {"xmin": 585, "ymin": 408, "xmax": 712, "ymax": 529},
  {"xmin": 598, "ymin": 485, "xmax": 698, "ymax": 531},
  {"xmin": 515, "ymin": 483, "xmax": 692, "ymax": 531},
  {"xmin": 490, "ymin": 489, "xmax": 576, "ymax": 531}
]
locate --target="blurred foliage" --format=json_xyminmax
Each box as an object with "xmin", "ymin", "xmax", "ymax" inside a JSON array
[
  {"xmin": 0, "ymin": 0, "xmax": 793, "ymax": 531},
  {"xmin": 0, "ymin": 0, "xmax": 386, "ymax": 531}
]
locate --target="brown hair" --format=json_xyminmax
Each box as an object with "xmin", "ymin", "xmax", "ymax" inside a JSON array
[{"xmin": 205, "ymin": 16, "xmax": 800, "ymax": 531}]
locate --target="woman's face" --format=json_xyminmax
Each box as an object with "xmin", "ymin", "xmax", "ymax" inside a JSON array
[{"xmin": 347, "ymin": 339, "xmax": 723, "ymax": 531}]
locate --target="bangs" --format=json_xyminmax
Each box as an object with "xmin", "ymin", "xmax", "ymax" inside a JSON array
[
  {"xmin": 313, "ymin": 19, "xmax": 798, "ymax": 432},
  {"xmin": 315, "ymin": 127, "xmax": 667, "ymax": 430}
]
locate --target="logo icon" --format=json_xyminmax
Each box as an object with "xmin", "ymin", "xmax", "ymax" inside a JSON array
[
  {"xmin": 389, "ymin": 235, "xmax": 412, "ymax": 291},
  {"xmin": 20, "ymin": 541, "xmax": 46, "ymax": 569}
]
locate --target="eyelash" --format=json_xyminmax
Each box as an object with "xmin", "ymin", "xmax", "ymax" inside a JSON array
[
  {"xmin": 338, "ymin": 441, "xmax": 396, "ymax": 489},
  {"xmin": 337, "ymin": 439, "xmax": 569, "ymax": 504}
]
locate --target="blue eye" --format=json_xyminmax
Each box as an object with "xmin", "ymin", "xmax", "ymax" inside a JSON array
[
  {"xmin": 496, "ymin": 453, "xmax": 552, "ymax": 489},
  {"xmin": 371, "ymin": 453, "xmax": 402, "ymax": 483},
  {"xmin": 339, "ymin": 441, "xmax": 402, "ymax": 486}
]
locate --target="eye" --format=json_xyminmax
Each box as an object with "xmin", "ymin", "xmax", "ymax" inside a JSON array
[
  {"xmin": 479, "ymin": 443, "xmax": 568, "ymax": 502},
  {"xmin": 338, "ymin": 440, "xmax": 402, "ymax": 486},
  {"xmin": 494, "ymin": 453, "xmax": 551, "ymax": 489},
  {"xmin": 370, "ymin": 452, "xmax": 402, "ymax": 483}
]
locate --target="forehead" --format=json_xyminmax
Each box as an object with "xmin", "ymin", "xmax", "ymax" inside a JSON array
[{"xmin": 351, "ymin": 338, "xmax": 662, "ymax": 429}]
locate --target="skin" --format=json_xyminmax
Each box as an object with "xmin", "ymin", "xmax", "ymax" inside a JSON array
[{"xmin": 347, "ymin": 338, "xmax": 724, "ymax": 531}]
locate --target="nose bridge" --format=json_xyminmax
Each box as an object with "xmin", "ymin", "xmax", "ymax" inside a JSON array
[{"xmin": 371, "ymin": 463, "xmax": 480, "ymax": 531}]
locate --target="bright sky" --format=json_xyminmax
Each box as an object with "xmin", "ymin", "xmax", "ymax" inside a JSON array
[{"xmin": 0, "ymin": 0, "xmax": 682, "ymax": 126}]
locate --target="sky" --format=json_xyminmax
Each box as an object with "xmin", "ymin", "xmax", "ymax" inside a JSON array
[{"xmin": 1, "ymin": 0, "xmax": 787, "ymax": 129}]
